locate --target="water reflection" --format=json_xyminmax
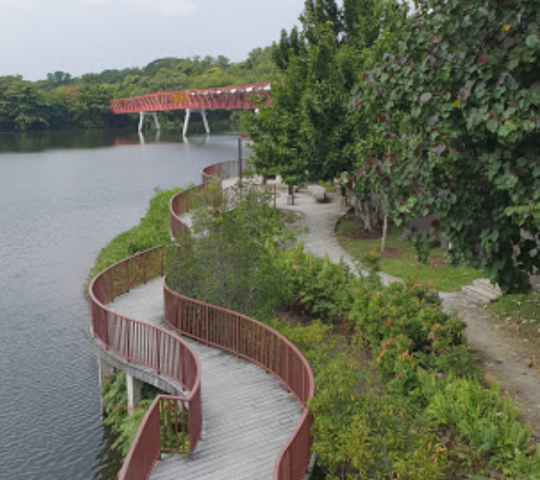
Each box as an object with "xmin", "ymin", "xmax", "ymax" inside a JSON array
[
  {"xmin": 92, "ymin": 423, "xmax": 124, "ymax": 480},
  {"xmin": 0, "ymin": 127, "xmax": 229, "ymax": 153}
]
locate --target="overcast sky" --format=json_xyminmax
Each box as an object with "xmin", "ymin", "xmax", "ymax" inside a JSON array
[{"xmin": 0, "ymin": 0, "xmax": 306, "ymax": 80}]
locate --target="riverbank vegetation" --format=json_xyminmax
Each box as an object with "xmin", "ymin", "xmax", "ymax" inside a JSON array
[
  {"xmin": 90, "ymin": 187, "xmax": 182, "ymax": 279},
  {"xmin": 101, "ymin": 372, "xmax": 160, "ymax": 457},
  {"xmin": 0, "ymin": 49, "xmax": 278, "ymax": 132}
]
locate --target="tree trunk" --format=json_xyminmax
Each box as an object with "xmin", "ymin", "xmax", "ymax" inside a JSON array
[
  {"xmin": 381, "ymin": 214, "xmax": 388, "ymax": 253},
  {"xmin": 288, "ymin": 184, "xmax": 294, "ymax": 205},
  {"xmin": 361, "ymin": 199, "xmax": 372, "ymax": 232}
]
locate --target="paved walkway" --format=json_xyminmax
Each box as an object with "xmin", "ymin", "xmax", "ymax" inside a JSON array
[{"xmin": 108, "ymin": 279, "xmax": 302, "ymax": 480}]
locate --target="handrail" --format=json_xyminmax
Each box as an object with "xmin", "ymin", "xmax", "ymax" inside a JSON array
[
  {"xmin": 89, "ymin": 246, "xmax": 202, "ymax": 480},
  {"xmin": 169, "ymin": 159, "xmax": 315, "ymax": 480}
]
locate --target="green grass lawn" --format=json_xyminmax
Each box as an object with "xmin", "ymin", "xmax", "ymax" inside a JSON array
[{"xmin": 336, "ymin": 218, "xmax": 483, "ymax": 292}]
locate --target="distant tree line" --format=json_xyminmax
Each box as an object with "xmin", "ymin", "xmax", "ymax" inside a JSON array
[{"xmin": 0, "ymin": 49, "xmax": 279, "ymax": 132}]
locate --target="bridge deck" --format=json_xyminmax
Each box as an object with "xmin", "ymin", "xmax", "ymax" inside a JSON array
[{"xmin": 108, "ymin": 278, "xmax": 302, "ymax": 480}]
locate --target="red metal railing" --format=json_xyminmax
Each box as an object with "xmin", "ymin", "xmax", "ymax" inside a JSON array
[
  {"xmin": 168, "ymin": 160, "xmax": 315, "ymax": 480},
  {"xmin": 89, "ymin": 247, "xmax": 202, "ymax": 480},
  {"xmin": 110, "ymin": 82, "xmax": 271, "ymax": 115}
]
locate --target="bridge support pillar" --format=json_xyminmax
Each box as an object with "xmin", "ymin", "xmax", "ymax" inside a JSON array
[
  {"xmin": 183, "ymin": 109, "xmax": 210, "ymax": 136},
  {"xmin": 200, "ymin": 109, "xmax": 210, "ymax": 135},
  {"xmin": 138, "ymin": 112, "xmax": 161, "ymax": 132},
  {"xmin": 126, "ymin": 373, "xmax": 142, "ymax": 414},
  {"xmin": 138, "ymin": 112, "xmax": 146, "ymax": 132}
]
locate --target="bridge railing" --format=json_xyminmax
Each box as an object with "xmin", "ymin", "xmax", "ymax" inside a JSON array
[
  {"xmin": 168, "ymin": 159, "xmax": 315, "ymax": 480},
  {"xmin": 89, "ymin": 247, "xmax": 202, "ymax": 480},
  {"xmin": 110, "ymin": 82, "xmax": 271, "ymax": 114}
]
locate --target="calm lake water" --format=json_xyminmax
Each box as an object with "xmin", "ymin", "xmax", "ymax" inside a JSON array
[{"xmin": 0, "ymin": 129, "xmax": 240, "ymax": 480}]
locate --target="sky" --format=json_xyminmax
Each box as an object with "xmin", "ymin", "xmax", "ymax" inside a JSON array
[{"xmin": 0, "ymin": 0, "xmax": 306, "ymax": 80}]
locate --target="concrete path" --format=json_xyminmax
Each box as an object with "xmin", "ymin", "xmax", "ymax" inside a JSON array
[{"xmin": 108, "ymin": 279, "xmax": 302, "ymax": 480}]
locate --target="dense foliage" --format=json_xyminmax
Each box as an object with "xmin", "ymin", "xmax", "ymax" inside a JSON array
[
  {"xmin": 243, "ymin": 0, "xmax": 406, "ymax": 186},
  {"xmin": 166, "ymin": 183, "xmax": 292, "ymax": 318},
  {"xmin": 0, "ymin": 49, "xmax": 278, "ymax": 132},
  {"xmin": 101, "ymin": 373, "xmax": 158, "ymax": 457},
  {"xmin": 353, "ymin": 0, "xmax": 540, "ymax": 292}
]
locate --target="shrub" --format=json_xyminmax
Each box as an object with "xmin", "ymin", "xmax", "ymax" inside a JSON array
[{"xmin": 283, "ymin": 244, "xmax": 356, "ymax": 323}]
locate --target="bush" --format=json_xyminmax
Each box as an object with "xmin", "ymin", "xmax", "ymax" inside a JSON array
[
  {"xmin": 283, "ymin": 244, "xmax": 356, "ymax": 323},
  {"xmin": 310, "ymin": 347, "xmax": 450, "ymax": 480},
  {"xmin": 417, "ymin": 370, "xmax": 540, "ymax": 478},
  {"xmin": 349, "ymin": 278, "xmax": 475, "ymax": 388},
  {"xmin": 166, "ymin": 184, "xmax": 291, "ymax": 318}
]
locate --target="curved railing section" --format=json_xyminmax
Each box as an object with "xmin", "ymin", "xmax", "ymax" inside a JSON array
[
  {"xmin": 169, "ymin": 160, "xmax": 315, "ymax": 480},
  {"xmin": 89, "ymin": 247, "xmax": 202, "ymax": 480},
  {"xmin": 201, "ymin": 158, "xmax": 248, "ymax": 187}
]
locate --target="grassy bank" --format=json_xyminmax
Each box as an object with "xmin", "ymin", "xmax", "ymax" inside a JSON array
[
  {"xmin": 90, "ymin": 187, "xmax": 182, "ymax": 279},
  {"xmin": 337, "ymin": 217, "xmax": 483, "ymax": 292}
]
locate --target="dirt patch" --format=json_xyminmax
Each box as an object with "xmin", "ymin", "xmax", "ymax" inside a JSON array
[
  {"xmin": 343, "ymin": 226, "xmax": 383, "ymax": 241},
  {"xmin": 429, "ymin": 254, "xmax": 448, "ymax": 269}
]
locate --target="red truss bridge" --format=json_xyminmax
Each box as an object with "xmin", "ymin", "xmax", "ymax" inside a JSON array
[{"xmin": 110, "ymin": 81, "xmax": 271, "ymax": 135}]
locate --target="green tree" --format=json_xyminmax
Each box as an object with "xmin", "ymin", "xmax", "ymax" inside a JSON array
[
  {"xmin": 0, "ymin": 76, "xmax": 49, "ymax": 131},
  {"xmin": 244, "ymin": 0, "xmax": 405, "ymax": 188},
  {"xmin": 354, "ymin": 0, "xmax": 540, "ymax": 292}
]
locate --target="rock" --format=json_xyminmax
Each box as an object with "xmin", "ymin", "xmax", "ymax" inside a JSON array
[{"xmin": 311, "ymin": 185, "xmax": 327, "ymax": 203}]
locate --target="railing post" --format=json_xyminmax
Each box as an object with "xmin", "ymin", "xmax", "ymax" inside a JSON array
[
  {"xmin": 160, "ymin": 247, "xmax": 164, "ymax": 277},
  {"xmin": 264, "ymin": 329, "xmax": 268, "ymax": 373},
  {"xmin": 104, "ymin": 310, "xmax": 109, "ymax": 350},
  {"xmin": 126, "ymin": 321, "xmax": 131, "ymax": 361},
  {"xmin": 285, "ymin": 345, "xmax": 290, "ymax": 390},
  {"xmin": 155, "ymin": 329, "xmax": 161, "ymax": 375},
  {"xmin": 236, "ymin": 315, "xmax": 240, "ymax": 358},
  {"xmin": 206, "ymin": 306, "xmax": 209, "ymax": 346},
  {"xmin": 109, "ymin": 269, "xmax": 114, "ymax": 301}
]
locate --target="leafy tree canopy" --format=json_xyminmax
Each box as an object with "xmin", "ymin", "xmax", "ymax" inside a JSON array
[
  {"xmin": 353, "ymin": 0, "xmax": 540, "ymax": 292},
  {"xmin": 244, "ymin": 0, "xmax": 405, "ymax": 186}
]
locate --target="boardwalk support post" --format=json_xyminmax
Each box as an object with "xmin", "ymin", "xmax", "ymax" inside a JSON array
[
  {"xmin": 183, "ymin": 109, "xmax": 192, "ymax": 136},
  {"xmin": 200, "ymin": 109, "xmax": 210, "ymax": 135},
  {"xmin": 126, "ymin": 373, "xmax": 142, "ymax": 414}
]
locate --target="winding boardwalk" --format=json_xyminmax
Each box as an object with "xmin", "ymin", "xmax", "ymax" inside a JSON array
[{"xmin": 108, "ymin": 278, "xmax": 303, "ymax": 479}]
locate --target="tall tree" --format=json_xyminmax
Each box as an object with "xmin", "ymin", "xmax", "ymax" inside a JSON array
[
  {"xmin": 244, "ymin": 0, "xmax": 405, "ymax": 187},
  {"xmin": 354, "ymin": 0, "xmax": 540, "ymax": 292}
]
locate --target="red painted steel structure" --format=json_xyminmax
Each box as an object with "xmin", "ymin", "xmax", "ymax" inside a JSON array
[
  {"xmin": 110, "ymin": 82, "xmax": 271, "ymax": 115},
  {"xmin": 89, "ymin": 247, "xmax": 202, "ymax": 480},
  {"xmin": 169, "ymin": 161, "xmax": 315, "ymax": 480}
]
